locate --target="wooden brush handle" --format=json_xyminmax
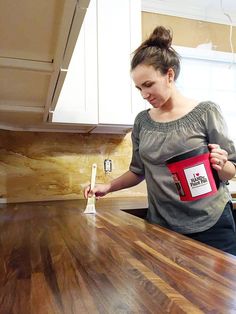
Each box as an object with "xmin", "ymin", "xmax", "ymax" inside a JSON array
[{"xmin": 90, "ymin": 163, "xmax": 97, "ymax": 190}]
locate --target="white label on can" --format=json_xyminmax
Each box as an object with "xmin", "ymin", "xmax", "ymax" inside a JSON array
[{"xmin": 184, "ymin": 163, "xmax": 212, "ymax": 197}]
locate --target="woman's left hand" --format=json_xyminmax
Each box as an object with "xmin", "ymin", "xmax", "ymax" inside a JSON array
[{"xmin": 208, "ymin": 143, "xmax": 228, "ymax": 171}]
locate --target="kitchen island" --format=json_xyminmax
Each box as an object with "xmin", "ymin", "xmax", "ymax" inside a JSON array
[{"xmin": 0, "ymin": 197, "xmax": 236, "ymax": 313}]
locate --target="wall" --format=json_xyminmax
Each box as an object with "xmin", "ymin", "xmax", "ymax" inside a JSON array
[
  {"xmin": 1, "ymin": 12, "xmax": 235, "ymax": 203},
  {"xmin": 0, "ymin": 130, "xmax": 147, "ymax": 203},
  {"xmin": 142, "ymin": 12, "xmax": 236, "ymax": 52}
]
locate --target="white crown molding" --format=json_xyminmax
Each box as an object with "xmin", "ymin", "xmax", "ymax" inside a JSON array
[{"xmin": 142, "ymin": 0, "xmax": 236, "ymax": 26}]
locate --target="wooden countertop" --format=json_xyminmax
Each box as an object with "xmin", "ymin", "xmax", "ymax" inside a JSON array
[{"xmin": 1, "ymin": 197, "xmax": 236, "ymax": 313}]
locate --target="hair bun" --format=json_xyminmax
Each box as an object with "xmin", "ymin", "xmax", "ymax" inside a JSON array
[
  {"xmin": 131, "ymin": 25, "xmax": 180, "ymax": 80},
  {"xmin": 146, "ymin": 26, "xmax": 172, "ymax": 49}
]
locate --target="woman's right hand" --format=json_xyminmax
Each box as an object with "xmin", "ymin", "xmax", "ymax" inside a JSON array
[{"xmin": 84, "ymin": 183, "xmax": 111, "ymax": 200}]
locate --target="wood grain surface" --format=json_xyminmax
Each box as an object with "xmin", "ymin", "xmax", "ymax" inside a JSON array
[{"xmin": 0, "ymin": 197, "xmax": 236, "ymax": 314}]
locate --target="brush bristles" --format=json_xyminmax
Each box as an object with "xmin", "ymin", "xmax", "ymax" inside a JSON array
[{"xmin": 84, "ymin": 196, "xmax": 96, "ymax": 214}]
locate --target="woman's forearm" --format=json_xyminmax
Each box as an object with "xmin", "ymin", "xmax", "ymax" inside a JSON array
[{"xmin": 109, "ymin": 170, "xmax": 144, "ymax": 193}]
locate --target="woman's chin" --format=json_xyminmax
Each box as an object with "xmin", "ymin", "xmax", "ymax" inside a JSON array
[{"xmin": 151, "ymin": 103, "xmax": 161, "ymax": 109}]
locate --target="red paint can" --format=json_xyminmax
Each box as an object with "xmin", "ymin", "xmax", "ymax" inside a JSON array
[{"xmin": 166, "ymin": 147, "xmax": 219, "ymax": 201}]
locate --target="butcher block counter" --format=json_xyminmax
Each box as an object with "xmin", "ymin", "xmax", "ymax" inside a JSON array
[{"xmin": 1, "ymin": 197, "xmax": 236, "ymax": 314}]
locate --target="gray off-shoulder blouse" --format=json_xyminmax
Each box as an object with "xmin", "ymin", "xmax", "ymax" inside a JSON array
[{"xmin": 130, "ymin": 101, "xmax": 236, "ymax": 233}]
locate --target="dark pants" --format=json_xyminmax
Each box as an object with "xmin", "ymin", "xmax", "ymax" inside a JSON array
[{"xmin": 186, "ymin": 202, "xmax": 236, "ymax": 256}]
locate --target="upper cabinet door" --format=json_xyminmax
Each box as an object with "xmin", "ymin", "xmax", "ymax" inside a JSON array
[
  {"xmin": 52, "ymin": 0, "xmax": 143, "ymax": 131},
  {"xmin": 52, "ymin": 0, "xmax": 98, "ymax": 124},
  {"xmin": 97, "ymin": 0, "xmax": 142, "ymax": 125}
]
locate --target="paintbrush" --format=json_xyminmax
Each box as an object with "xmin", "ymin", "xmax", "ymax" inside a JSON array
[{"xmin": 84, "ymin": 163, "xmax": 97, "ymax": 214}]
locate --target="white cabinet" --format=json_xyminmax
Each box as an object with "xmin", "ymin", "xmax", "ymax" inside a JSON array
[
  {"xmin": 51, "ymin": 0, "xmax": 98, "ymax": 125},
  {"xmin": 51, "ymin": 0, "xmax": 143, "ymax": 133},
  {"xmin": 96, "ymin": 0, "xmax": 142, "ymax": 126},
  {"xmin": 0, "ymin": 0, "xmax": 91, "ymax": 131}
]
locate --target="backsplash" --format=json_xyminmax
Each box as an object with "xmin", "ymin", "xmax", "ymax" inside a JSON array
[{"xmin": 0, "ymin": 130, "xmax": 147, "ymax": 203}]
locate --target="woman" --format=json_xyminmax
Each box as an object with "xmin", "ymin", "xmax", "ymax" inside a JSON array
[{"xmin": 84, "ymin": 26, "xmax": 236, "ymax": 255}]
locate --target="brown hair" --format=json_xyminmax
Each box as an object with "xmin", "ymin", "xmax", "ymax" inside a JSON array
[{"xmin": 131, "ymin": 26, "xmax": 180, "ymax": 81}]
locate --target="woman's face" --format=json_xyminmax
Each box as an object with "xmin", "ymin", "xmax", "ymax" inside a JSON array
[{"xmin": 131, "ymin": 64, "xmax": 174, "ymax": 109}]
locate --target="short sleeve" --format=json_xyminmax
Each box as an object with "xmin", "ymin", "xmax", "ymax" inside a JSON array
[
  {"xmin": 129, "ymin": 113, "xmax": 145, "ymax": 175},
  {"xmin": 205, "ymin": 102, "xmax": 236, "ymax": 164}
]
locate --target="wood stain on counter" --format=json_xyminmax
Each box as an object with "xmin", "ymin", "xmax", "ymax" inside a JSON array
[{"xmin": 0, "ymin": 197, "xmax": 236, "ymax": 313}]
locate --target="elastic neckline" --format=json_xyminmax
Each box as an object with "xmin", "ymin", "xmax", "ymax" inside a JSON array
[{"xmin": 140, "ymin": 101, "xmax": 212, "ymax": 132}]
